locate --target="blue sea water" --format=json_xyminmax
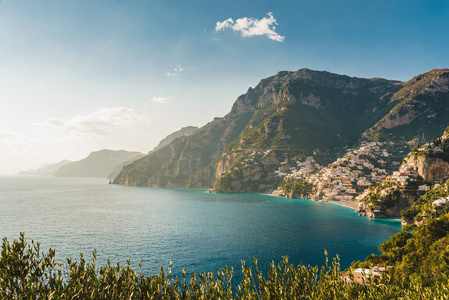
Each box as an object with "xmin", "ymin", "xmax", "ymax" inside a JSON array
[{"xmin": 0, "ymin": 176, "xmax": 401, "ymax": 277}]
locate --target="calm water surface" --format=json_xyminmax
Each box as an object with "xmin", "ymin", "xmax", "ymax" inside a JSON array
[{"xmin": 0, "ymin": 176, "xmax": 401, "ymax": 276}]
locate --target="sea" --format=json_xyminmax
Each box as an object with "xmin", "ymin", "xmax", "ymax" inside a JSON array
[{"xmin": 0, "ymin": 176, "xmax": 401, "ymax": 278}]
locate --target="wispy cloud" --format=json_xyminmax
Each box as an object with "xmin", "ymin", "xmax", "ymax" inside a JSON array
[
  {"xmin": 166, "ymin": 65, "xmax": 191, "ymax": 76},
  {"xmin": 37, "ymin": 107, "xmax": 150, "ymax": 136},
  {"xmin": 215, "ymin": 12, "xmax": 284, "ymax": 42},
  {"xmin": 150, "ymin": 97, "xmax": 170, "ymax": 104},
  {"xmin": 0, "ymin": 132, "xmax": 39, "ymax": 153},
  {"xmin": 0, "ymin": 132, "xmax": 15, "ymax": 141}
]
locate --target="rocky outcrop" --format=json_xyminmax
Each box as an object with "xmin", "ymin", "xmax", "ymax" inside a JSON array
[
  {"xmin": 359, "ymin": 190, "xmax": 417, "ymax": 219},
  {"xmin": 407, "ymin": 154, "xmax": 449, "ymax": 183}
]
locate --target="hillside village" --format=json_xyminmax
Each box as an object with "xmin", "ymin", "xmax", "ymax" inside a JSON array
[
  {"xmin": 275, "ymin": 141, "xmax": 408, "ymax": 201},
  {"xmin": 357, "ymin": 133, "xmax": 449, "ymax": 220}
]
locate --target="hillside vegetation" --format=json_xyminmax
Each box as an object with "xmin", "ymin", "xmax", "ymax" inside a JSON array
[{"xmin": 354, "ymin": 212, "xmax": 449, "ymax": 287}]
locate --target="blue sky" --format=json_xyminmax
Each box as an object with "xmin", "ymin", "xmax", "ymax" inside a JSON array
[{"xmin": 1, "ymin": 0, "xmax": 448, "ymax": 173}]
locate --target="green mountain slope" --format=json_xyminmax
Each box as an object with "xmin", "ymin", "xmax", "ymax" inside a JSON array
[
  {"xmin": 364, "ymin": 69, "xmax": 449, "ymax": 141},
  {"xmin": 114, "ymin": 68, "xmax": 449, "ymax": 193},
  {"xmin": 106, "ymin": 126, "xmax": 198, "ymax": 179}
]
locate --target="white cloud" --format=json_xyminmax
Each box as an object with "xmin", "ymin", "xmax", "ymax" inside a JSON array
[
  {"xmin": 215, "ymin": 12, "xmax": 284, "ymax": 42},
  {"xmin": 216, "ymin": 18, "xmax": 234, "ymax": 31},
  {"xmin": 37, "ymin": 107, "xmax": 150, "ymax": 136},
  {"xmin": 166, "ymin": 65, "xmax": 191, "ymax": 76},
  {"xmin": 150, "ymin": 97, "xmax": 170, "ymax": 104}
]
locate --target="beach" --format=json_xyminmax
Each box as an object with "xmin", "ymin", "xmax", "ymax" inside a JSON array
[{"xmin": 321, "ymin": 200, "xmax": 360, "ymax": 210}]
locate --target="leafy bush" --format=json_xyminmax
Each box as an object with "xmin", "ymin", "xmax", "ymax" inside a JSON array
[
  {"xmin": 282, "ymin": 178, "xmax": 315, "ymax": 197},
  {"xmin": 3, "ymin": 234, "xmax": 449, "ymax": 299}
]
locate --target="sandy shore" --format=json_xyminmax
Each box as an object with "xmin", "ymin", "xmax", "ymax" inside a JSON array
[
  {"xmin": 267, "ymin": 192, "xmax": 360, "ymax": 210},
  {"xmin": 320, "ymin": 200, "xmax": 360, "ymax": 210}
]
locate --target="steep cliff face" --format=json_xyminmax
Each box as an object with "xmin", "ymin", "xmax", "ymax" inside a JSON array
[
  {"xmin": 114, "ymin": 68, "xmax": 449, "ymax": 193},
  {"xmin": 407, "ymin": 155, "xmax": 449, "ymax": 182}
]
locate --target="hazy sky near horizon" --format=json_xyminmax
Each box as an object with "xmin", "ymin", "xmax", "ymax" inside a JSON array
[{"xmin": 1, "ymin": 0, "xmax": 448, "ymax": 174}]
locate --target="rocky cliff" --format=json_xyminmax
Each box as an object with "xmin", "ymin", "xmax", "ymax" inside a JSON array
[{"xmin": 114, "ymin": 68, "xmax": 449, "ymax": 193}]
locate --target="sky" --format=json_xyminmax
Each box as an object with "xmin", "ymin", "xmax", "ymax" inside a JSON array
[{"xmin": 1, "ymin": 0, "xmax": 448, "ymax": 174}]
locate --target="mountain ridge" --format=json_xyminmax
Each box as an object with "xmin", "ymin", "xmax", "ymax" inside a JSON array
[
  {"xmin": 113, "ymin": 68, "xmax": 449, "ymax": 193},
  {"xmin": 55, "ymin": 149, "xmax": 145, "ymax": 178},
  {"xmin": 19, "ymin": 160, "xmax": 73, "ymax": 177}
]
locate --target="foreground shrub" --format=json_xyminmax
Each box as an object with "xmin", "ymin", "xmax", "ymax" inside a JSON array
[{"xmin": 1, "ymin": 233, "xmax": 449, "ymax": 299}]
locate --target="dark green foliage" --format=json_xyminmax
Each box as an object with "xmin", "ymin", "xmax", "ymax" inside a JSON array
[
  {"xmin": 3, "ymin": 234, "xmax": 449, "ymax": 299},
  {"xmin": 363, "ymin": 185, "xmax": 401, "ymax": 210},
  {"xmin": 282, "ymin": 178, "xmax": 315, "ymax": 197},
  {"xmin": 378, "ymin": 231, "xmax": 413, "ymax": 261},
  {"xmin": 383, "ymin": 189, "xmax": 402, "ymax": 208}
]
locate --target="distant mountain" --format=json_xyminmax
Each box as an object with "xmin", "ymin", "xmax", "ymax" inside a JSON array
[
  {"xmin": 107, "ymin": 126, "xmax": 198, "ymax": 179},
  {"xmin": 19, "ymin": 160, "xmax": 72, "ymax": 176},
  {"xmin": 113, "ymin": 68, "xmax": 449, "ymax": 193},
  {"xmin": 150, "ymin": 126, "xmax": 198, "ymax": 154},
  {"xmin": 54, "ymin": 150, "xmax": 145, "ymax": 178}
]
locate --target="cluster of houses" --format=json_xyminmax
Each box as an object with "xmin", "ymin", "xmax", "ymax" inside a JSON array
[
  {"xmin": 305, "ymin": 141, "xmax": 399, "ymax": 201},
  {"xmin": 433, "ymin": 197, "xmax": 449, "ymax": 207},
  {"xmin": 343, "ymin": 267, "xmax": 385, "ymax": 285},
  {"xmin": 275, "ymin": 156, "xmax": 322, "ymax": 179},
  {"xmin": 272, "ymin": 141, "xmax": 408, "ymax": 201}
]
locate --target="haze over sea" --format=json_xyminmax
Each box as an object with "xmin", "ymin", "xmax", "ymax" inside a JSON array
[{"xmin": 0, "ymin": 176, "xmax": 400, "ymax": 277}]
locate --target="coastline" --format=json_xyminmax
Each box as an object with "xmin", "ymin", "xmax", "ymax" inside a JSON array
[
  {"xmin": 266, "ymin": 191, "xmax": 359, "ymax": 210},
  {"xmin": 266, "ymin": 192, "xmax": 402, "ymax": 222}
]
